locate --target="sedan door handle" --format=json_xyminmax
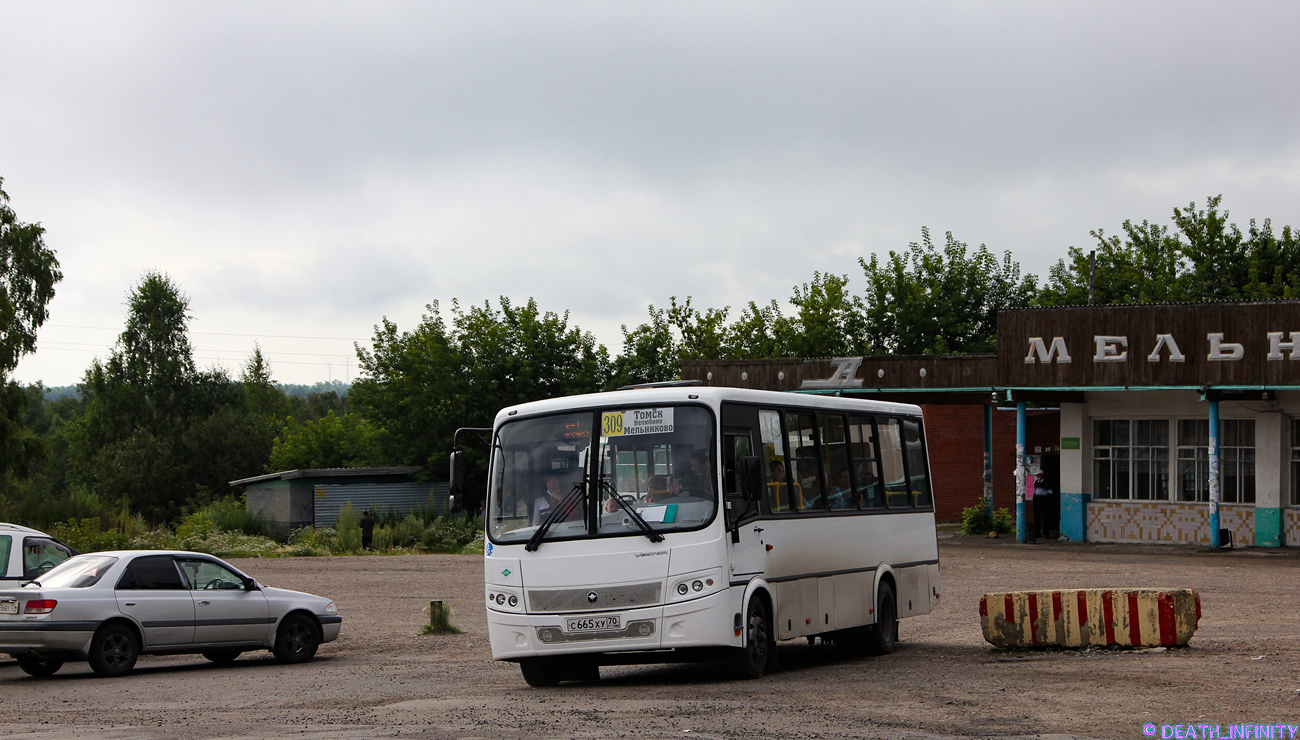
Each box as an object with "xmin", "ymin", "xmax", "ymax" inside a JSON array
[
  {"xmin": 198, "ymin": 600, "xmax": 211, "ymax": 606},
  {"xmin": 123, "ymin": 602, "xmax": 136, "ymax": 606}
]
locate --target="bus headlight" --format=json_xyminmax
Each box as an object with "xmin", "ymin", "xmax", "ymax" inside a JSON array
[
  {"xmin": 486, "ymin": 587, "xmax": 524, "ymax": 613},
  {"xmin": 669, "ymin": 568, "xmax": 724, "ymax": 603}
]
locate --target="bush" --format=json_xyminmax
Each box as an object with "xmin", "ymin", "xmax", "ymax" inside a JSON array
[
  {"xmin": 416, "ymin": 516, "xmax": 481, "ymax": 553},
  {"xmin": 335, "ymin": 502, "xmax": 363, "ymax": 553},
  {"xmin": 173, "ymin": 530, "xmax": 280, "ymax": 558},
  {"xmin": 49, "ymin": 518, "xmax": 133, "ymax": 552},
  {"xmin": 176, "ymin": 497, "xmax": 271, "ymax": 540},
  {"xmin": 17, "ymin": 487, "xmax": 122, "ymax": 532},
  {"xmin": 287, "ymin": 526, "xmax": 341, "ymax": 556},
  {"xmin": 373, "ymin": 514, "xmax": 425, "ymax": 551},
  {"xmin": 961, "ymin": 504, "xmax": 1015, "ymax": 535}
]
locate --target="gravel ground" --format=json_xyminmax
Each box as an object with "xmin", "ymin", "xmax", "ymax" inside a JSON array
[{"xmin": 2, "ymin": 535, "xmax": 1298, "ymax": 740}]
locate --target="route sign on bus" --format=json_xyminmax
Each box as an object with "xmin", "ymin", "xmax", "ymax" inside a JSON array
[{"xmin": 601, "ymin": 408, "xmax": 674, "ymax": 437}]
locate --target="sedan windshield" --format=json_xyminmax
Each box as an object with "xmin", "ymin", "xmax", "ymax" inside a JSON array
[
  {"xmin": 30, "ymin": 555, "xmax": 118, "ymax": 588},
  {"xmin": 488, "ymin": 405, "xmax": 716, "ymax": 544}
]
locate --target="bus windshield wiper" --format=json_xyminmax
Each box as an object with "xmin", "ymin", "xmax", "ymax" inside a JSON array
[
  {"xmin": 525, "ymin": 478, "xmax": 587, "ymax": 552},
  {"xmin": 599, "ymin": 478, "xmax": 664, "ymax": 544}
]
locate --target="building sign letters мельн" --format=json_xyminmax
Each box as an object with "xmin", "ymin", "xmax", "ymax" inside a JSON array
[{"xmin": 1024, "ymin": 332, "xmax": 1300, "ymax": 364}]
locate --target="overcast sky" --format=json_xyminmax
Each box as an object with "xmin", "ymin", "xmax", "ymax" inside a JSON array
[{"xmin": 4, "ymin": 2, "xmax": 1299, "ymax": 387}]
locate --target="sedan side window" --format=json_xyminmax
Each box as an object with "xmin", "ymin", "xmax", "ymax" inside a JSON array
[
  {"xmin": 176, "ymin": 558, "xmax": 246, "ymax": 590},
  {"xmin": 0, "ymin": 534, "xmax": 11, "ymax": 576},
  {"xmin": 116, "ymin": 555, "xmax": 187, "ymax": 590},
  {"xmin": 23, "ymin": 538, "xmax": 74, "ymax": 580}
]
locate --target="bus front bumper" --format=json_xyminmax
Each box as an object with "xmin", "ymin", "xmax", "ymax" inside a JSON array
[{"xmin": 487, "ymin": 589, "xmax": 737, "ymax": 661}]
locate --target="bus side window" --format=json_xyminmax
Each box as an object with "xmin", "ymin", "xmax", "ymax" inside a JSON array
[
  {"xmin": 821, "ymin": 414, "xmax": 853, "ymax": 510},
  {"xmin": 850, "ymin": 416, "xmax": 883, "ymax": 509},
  {"xmin": 786, "ymin": 411, "xmax": 823, "ymax": 511},
  {"xmin": 723, "ymin": 433, "xmax": 752, "ymax": 495},
  {"xmin": 902, "ymin": 418, "xmax": 933, "ymax": 508},
  {"xmin": 878, "ymin": 417, "xmax": 911, "ymax": 509},
  {"xmin": 758, "ymin": 409, "xmax": 792, "ymax": 513}
]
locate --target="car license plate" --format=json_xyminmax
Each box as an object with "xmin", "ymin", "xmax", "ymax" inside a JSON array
[
  {"xmin": 565, "ymin": 615, "xmax": 620, "ymax": 632},
  {"xmin": 0, "ymin": 600, "xmax": 17, "ymax": 615}
]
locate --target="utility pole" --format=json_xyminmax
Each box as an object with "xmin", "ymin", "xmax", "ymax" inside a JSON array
[{"xmin": 1088, "ymin": 250, "xmax": 1096, "ymax": 305}]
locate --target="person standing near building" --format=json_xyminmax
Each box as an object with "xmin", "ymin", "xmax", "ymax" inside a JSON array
[
  {"xmin": 360, "ymin": 509, "xmax": 376, "ymax": 551},
  {"xmin": 1033, "ymin": 472, "xmax": 1056, "ymax": 540}
]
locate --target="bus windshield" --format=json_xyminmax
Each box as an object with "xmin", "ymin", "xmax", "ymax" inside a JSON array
[{"xmin": 488, "ymin": 405, "xmax": 716, "ymax": 545}]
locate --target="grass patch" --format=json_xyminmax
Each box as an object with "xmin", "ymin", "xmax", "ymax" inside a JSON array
[{"xmin": 421, "ymin": 600, "xmax": 464, "ymax": 635}]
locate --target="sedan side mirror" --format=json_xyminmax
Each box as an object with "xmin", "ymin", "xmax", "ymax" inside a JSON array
[{"xmin": 243, "ymin": 577, "xmax": 259, "ymax": 591}]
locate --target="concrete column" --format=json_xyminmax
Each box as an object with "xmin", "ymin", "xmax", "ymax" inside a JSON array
[
  {"xmin": 1058, "ymin": 402, "xmax": 1089, "ymax": 542},
  {"xmin": 1016, "ymin": 401, "xmax": 1027, "ymax": 543},
  {"xmin": 1209, "ymin": 399, "xmax": 1220, "ymax": 548},
  {"xmin": 984, "ymin": 404, "xmax": 994, "ymax": 520},
  {"xmin": 1253, "ymin": 411, "xmax": 1285, "ymax": 547}
]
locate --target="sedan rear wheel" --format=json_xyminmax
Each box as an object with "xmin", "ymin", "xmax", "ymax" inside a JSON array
[
  {"xmin": 88, "ymin": 623, "xmax": 139, "ymax": 677},
  {"xmin": 272, "ymin": 614, "xmax": 320, "ymax": 664},
  {"xmin": 16, "ymin": 655, "xmax": 63, "ymax": 677}
]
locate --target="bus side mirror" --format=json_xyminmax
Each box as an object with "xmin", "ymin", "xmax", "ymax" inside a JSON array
[
  {"xmin": 448, "ymin": 449, "xmax": 466, "ymax": 513},
  {"xmin": 741, "ymin": 456, "xmax": 764, "ymax": 502}
]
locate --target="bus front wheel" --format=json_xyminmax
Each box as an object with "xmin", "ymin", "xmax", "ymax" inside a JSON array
[
  {"xmin": 730, "ymin": 597, "xmax": 771, "ymax": 679},
  {"xmin": 519, "ymin": 657, "xmax": 565, "ymax": 687},
  {"xmin": 865, "ymin": 581, "xmax": 898, "ymax": 655}
]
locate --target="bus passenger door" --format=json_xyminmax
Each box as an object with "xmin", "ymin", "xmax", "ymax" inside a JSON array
[{"xmin": 723, "ymin": 427, "xmax": 765, "ymax": 578}]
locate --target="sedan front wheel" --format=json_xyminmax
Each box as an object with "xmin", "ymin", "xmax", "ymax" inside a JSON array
[{"xmin": 272, "ymin": 614, "xmax": 320, "ymax": 664}]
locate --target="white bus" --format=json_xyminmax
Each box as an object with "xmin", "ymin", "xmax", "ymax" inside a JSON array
[{"xmin": 462, "ymin": 382, "xmax": 940, "ymax": 687}]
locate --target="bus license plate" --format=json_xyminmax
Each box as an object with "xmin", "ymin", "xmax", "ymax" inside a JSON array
[
  {"xmin": 0, "ymin": 600, "xmax": 17, "ymax": 615},
  {"xmin": 565, "ymin": 615, "xmax": 620, "ymax": 632}
]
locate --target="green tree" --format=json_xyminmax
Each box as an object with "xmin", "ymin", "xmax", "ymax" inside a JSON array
[
  {"xmin": 0, "ymin": 384, "xmax": 85, "ymax": 521},
  {"xmin": 860, "ymin": 228, "xmax": 1037, "ymax": 354},
  {"xmin": 779, "ymin": 272, "xmax": 868, "ymax": 358},
  {"xmin": 352, "ymin": 297, "xmax": 610, "ymax": 509},
  {"xmin": 1038, "ymin": 196, "xmax": 1300, "ymax": 305},
  {"xmin": 70, "ymin": 272, "xmax": 280, "ymax": 521},
  {"xmin": 611, "ymin": 297, "xmax": 730, "ymax": 386},
  {"xmin": 267, "ymin": 410, "xmax": 385, "ymax": 470},
  {"xmin": 723, "ymin": 300, "xmax": 793, "ymax": 359},
  {"xmin": 0, "ymin": 177, "xmax": 62, "ymax": 481}
]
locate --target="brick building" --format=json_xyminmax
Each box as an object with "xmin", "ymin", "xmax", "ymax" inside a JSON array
[{"xmin": 683, "ymin": 300, "xmax": 1300, "ymax": 548}]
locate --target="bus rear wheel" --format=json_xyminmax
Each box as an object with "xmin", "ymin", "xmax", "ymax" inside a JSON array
[
  {"xmin": 865, "ymin": 581, "xmax": 898, "ymax": 655},
  {"xmin": 729, "ymin": 597, "xmax": 771, "ymax": 679}
]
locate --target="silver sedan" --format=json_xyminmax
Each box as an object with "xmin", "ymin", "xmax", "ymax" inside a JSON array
[{"xmin": 0, "ymin": 550, "xmax": 341, "ymax": 677}]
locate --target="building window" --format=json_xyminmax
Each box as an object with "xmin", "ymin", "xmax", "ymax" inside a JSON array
[
  {"xmin": 1177, "ymin": 418, "xmax": 1254, "ymax": 503},
  {"xmin": 1292, "ymin": 419, "xmax": 1300, "ymax": 506},
  {"xmin": 1093, "ymin": 420, "xmax": 1169, "ymax": 500},
  {"xmin": 1219, "ymin": 419, "xmax": 1255, "ymax": 504},
  {"xmin": 1177, "ymin": 419, "xmax": 1208, "ymax": 502}
]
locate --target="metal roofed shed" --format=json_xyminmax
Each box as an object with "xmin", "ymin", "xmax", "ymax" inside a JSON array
[{"xmin": 230, "ymin": 467, "xmax": 449, "ymax": 535}]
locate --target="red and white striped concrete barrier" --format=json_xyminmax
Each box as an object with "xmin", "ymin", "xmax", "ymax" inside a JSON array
[{"xmin": 979, "ymin": 589, "xmax": 1201, "ymax": 648}]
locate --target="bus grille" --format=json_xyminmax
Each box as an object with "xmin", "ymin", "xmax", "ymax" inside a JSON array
[{"xmin": 527, "ymin": 582, "xmax": 662, "ymax": 613}]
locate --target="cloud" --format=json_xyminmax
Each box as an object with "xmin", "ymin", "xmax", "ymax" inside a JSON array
[{"xmin": 5, "ymin": 1, "xmax": 1300, "ymax": 385}]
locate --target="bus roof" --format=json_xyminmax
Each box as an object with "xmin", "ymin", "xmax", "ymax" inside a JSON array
[{"xmin": 494, "ymin": 386, "xmax": 924, "ymax": 426}]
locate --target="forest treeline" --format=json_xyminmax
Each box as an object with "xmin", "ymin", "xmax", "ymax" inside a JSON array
[{"xmin": 3, "ymin": 192, "xmax": 1300, "ymax": 527}]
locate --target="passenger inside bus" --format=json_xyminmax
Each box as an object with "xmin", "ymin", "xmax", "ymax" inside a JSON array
[
  {"xmin": 532, "ymin": 472, "xmax": 583, "ymax": 526},
  {"xmin": 644, "ymin": 474, "xmax": 671, "ymax": 503},
  {"xmin": 829, "ymin": 469, "xmax": 853, "ymax": 509},
  {"xmin": 766, "ymin": 460, "xmax": 802, "ymax": 511},
  {"xmin": 676, "ymin": 449, "xmax": 713, "ymax": 494}
]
